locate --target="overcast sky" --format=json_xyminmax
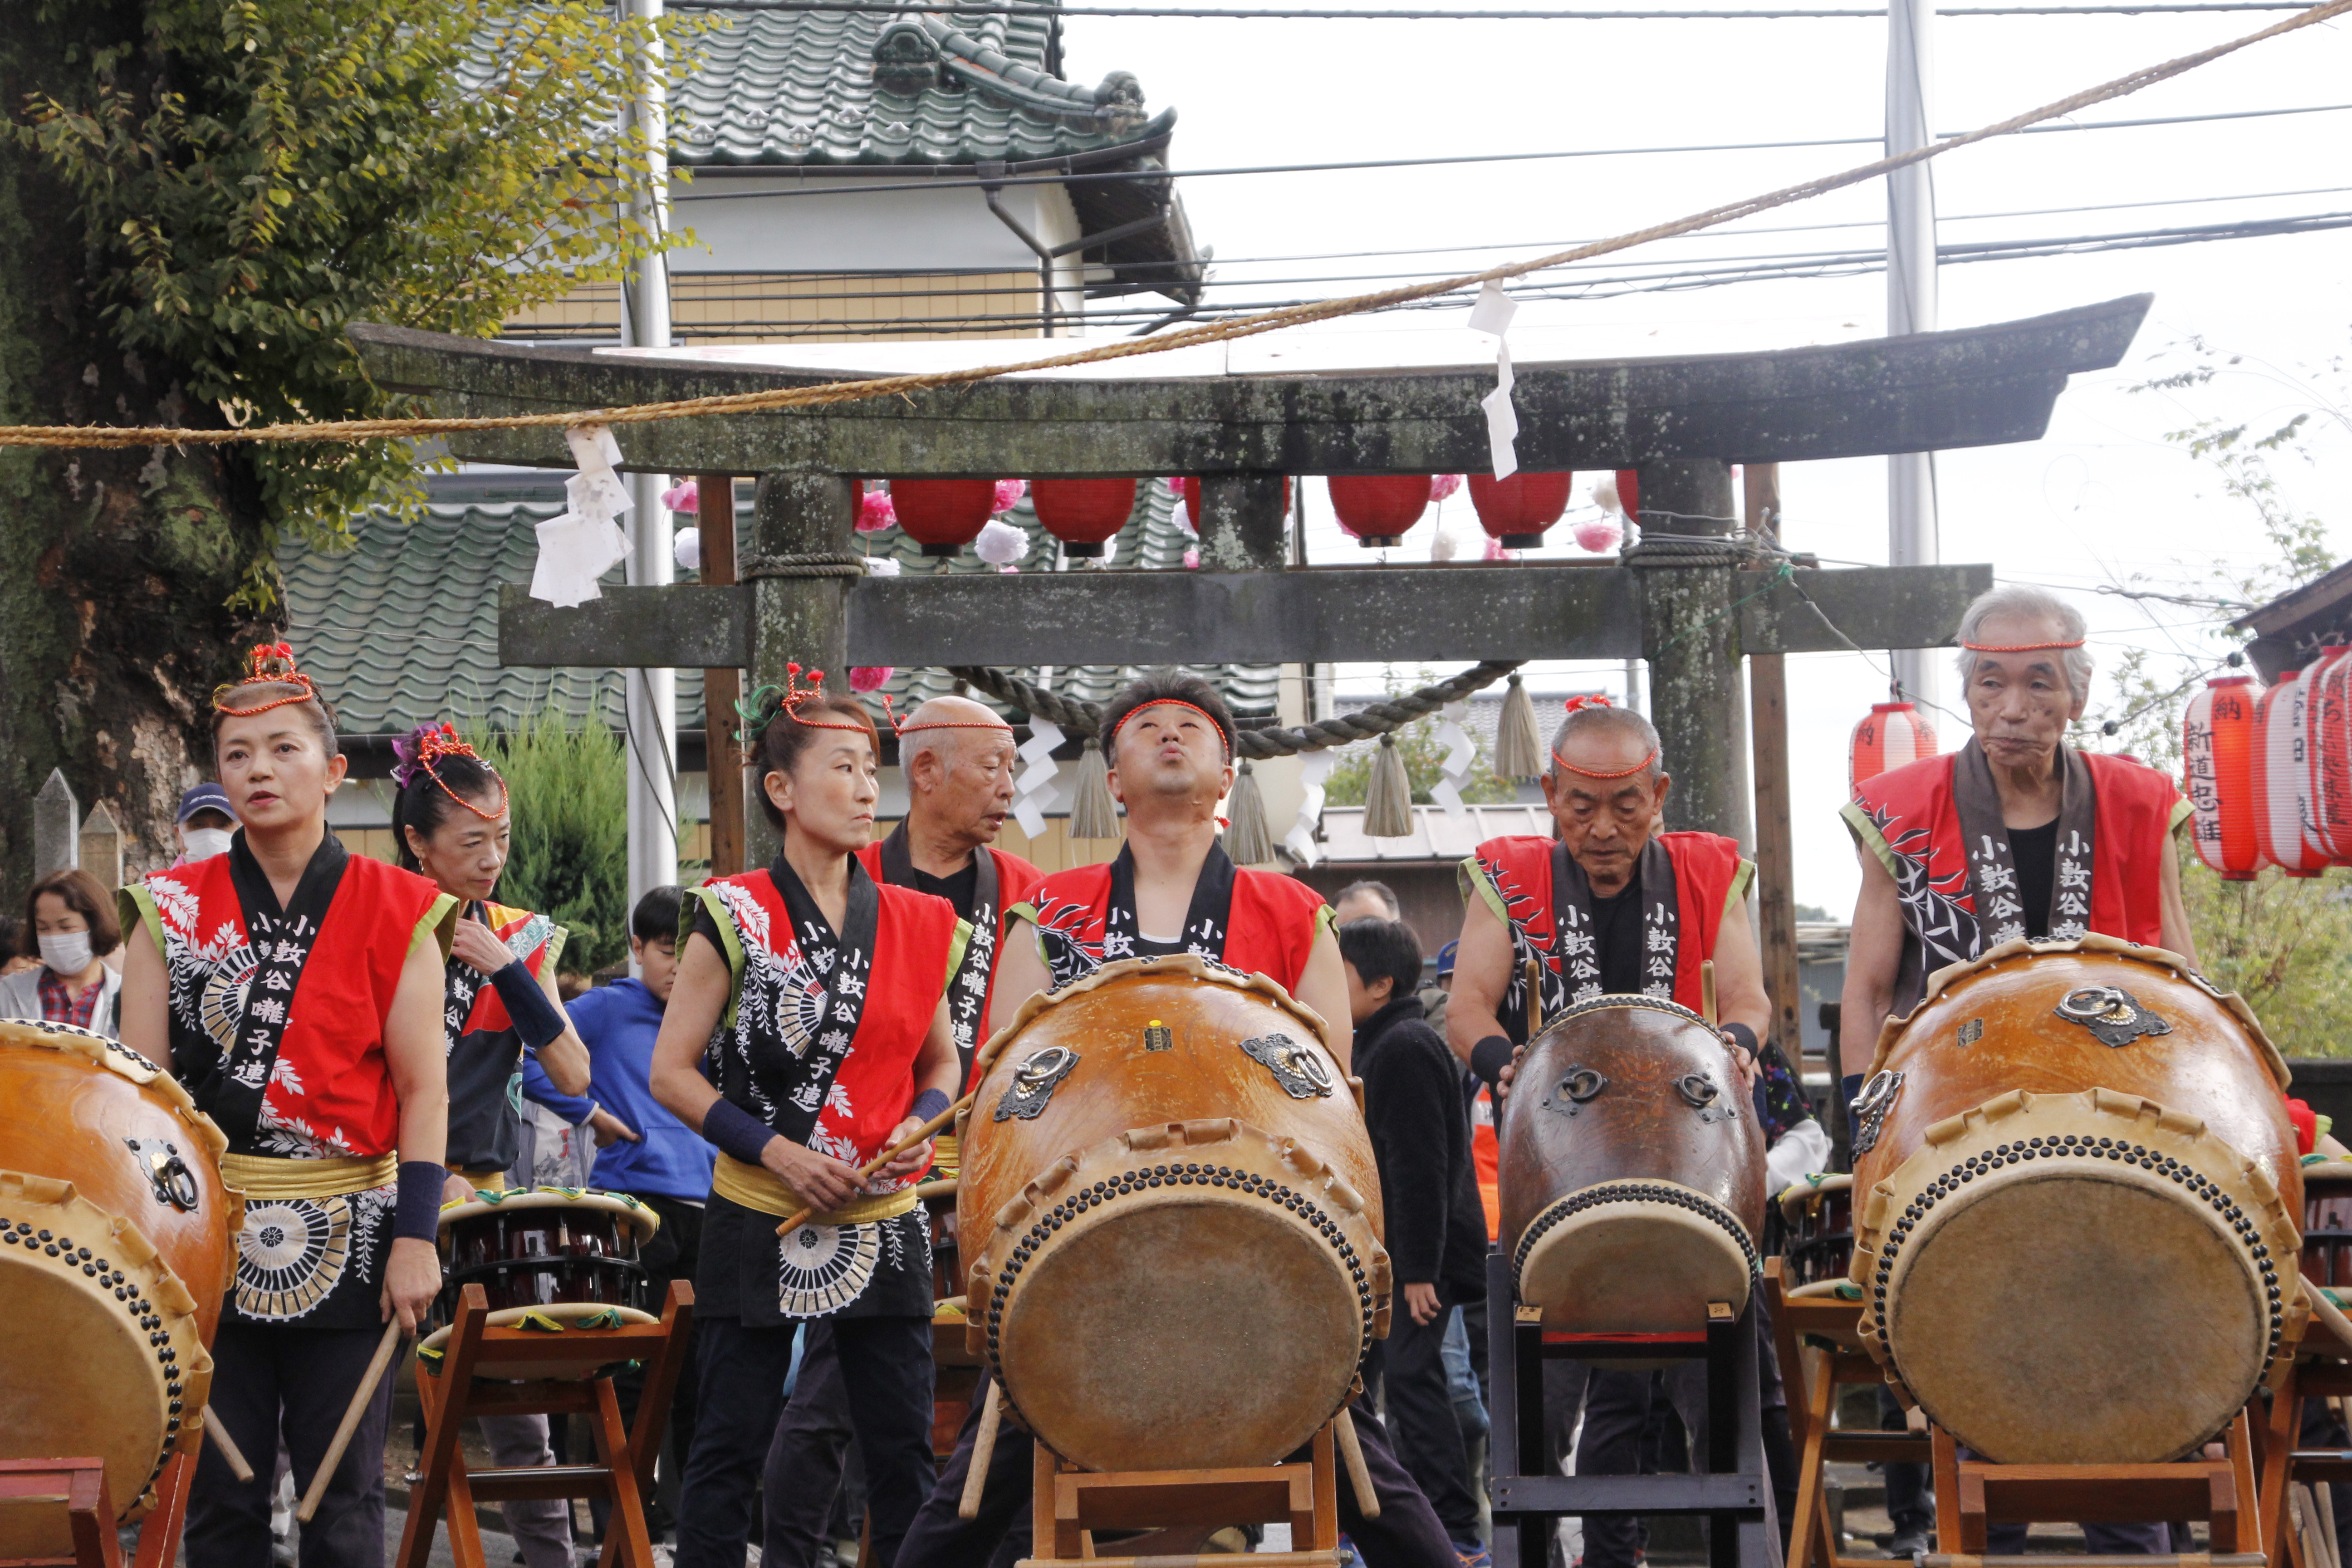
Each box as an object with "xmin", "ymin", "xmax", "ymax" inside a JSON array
[{"xmin": 1052, "ymin": 0, "xmax": 2352, "ymax": 916}]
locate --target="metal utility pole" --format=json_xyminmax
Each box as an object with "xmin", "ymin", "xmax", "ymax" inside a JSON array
[
  {"xmin": 623, "ymin": 0, "xmax": 678, "ymax": 922},
  {"xmin": 1886, "ymin": 0, "xmax": 1941, "ymax": 716}
]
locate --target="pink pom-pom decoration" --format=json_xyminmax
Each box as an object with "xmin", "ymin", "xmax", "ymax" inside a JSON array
[
  {"xmin": 848, "ymin": 666, "xmax": 892, "ymax": 693},
  {"xmin": 1165, "ymin": 477, "xmax": 1187, "ymax": 496},
  {"xmin": 1482, "ymin": 535, "xmax": 1512, "ymax": 562},
  {"xmin": 661, "ymin": 479, "xmax": 700, "ymax": 514},
  {"xmin": 857, "ymin": 486, "xmax": 897, "ymax": 533},
  {"xmin": 1572, "ymin": 518, "xmax": 1623, "ymax": 554},
  {"xmin": 991, "ymin": 479, "xmax": 1027, "ymax": 514},
  {"xmin": 1183, "ymin": 547, "xmax": 1200, "ymax": 570},
  {"xmin": 1430, "ymin": 474, "xmax": 1464, "ymax": 502}
]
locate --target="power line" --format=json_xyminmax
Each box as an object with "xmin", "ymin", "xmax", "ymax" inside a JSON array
[
  {"xmin": 670, "ymin": 100, "xmax": 2352, "ymax": 200},
  {"xmin": 677, "ymin": 0, "xmax": 2320, "ymax": 15}
]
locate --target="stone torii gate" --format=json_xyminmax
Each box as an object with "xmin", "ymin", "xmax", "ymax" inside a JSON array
[{"xmin": 353, "ymin": 290, "xmax": 2147, "ymax": 1050}]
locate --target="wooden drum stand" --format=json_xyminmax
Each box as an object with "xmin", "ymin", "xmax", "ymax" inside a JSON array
[
  {"xmin": 1486, "ymin": 1250, "xmax": 1776, "ymax": 1568},
  {"xmin": 394, "ymin": 1280, "xmax": 695, "ymax": 1568},
  {"xmin": 1021, "ymin": 1418, "xmax": 1347, "ymax": 1568}
]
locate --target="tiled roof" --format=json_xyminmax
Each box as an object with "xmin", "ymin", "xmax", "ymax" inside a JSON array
[
  {"xmin": 278, "ymin": 481, "xmax": 1275, "ymax": 741},
  {"xmin": 672, "ymin": 6, "xmax": 1172, "ymax": 170}
]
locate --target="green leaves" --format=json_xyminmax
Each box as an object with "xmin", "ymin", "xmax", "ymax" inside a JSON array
[{"xmin": 18, "ymin": 0, "xmax": 706, "ymax": 591}]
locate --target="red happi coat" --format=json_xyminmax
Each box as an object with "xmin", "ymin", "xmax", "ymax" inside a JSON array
[
  {"xmin": 855, "ymin": 839, "xmax": 1045, "ymax": 1078},
  {"xmin": 1465, "ymin": 831, "xmax": 1749, "ymax": 1024},
  {"xmin": 129, "ymin": 848, "xmax": 451, "ymax": 1158},
  {"xmin": 454, "ymin": 902, "xmax": 563, "ymax": 1034},
  {"xmin": 694, "ymin": 867, "xmax": 963, "ymax": 1173},
  {"xmin": 1016, "ymin": 858, "xmax": 1331, "ymax": 993}
]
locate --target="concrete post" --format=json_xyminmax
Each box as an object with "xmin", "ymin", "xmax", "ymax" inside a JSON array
[
  {"xmin": 1887, "ymin": 0, "xmax": 1942, "ymax": 717},
  {"xmin": 33, "ymin": 769, "xmax": 78, "ymax": 878},
  {"xmin": 1194, "ymin": 473, "xmax": 1291, "ymax": 572},
  {"xmin": 745, "ymin": 471, "xmax": 858, "ymax": 871},
  {"xmin": 1632, "ymin": 459, "xmax": 1754, "ymax": 848}
]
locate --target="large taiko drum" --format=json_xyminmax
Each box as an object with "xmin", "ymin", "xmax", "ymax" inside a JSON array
[
  {"xmin": 0, "ymin": 1019, "xmax": 235, "ymax": 1552},
  {"xmin": 1499, "ymin": 995, "xmax": 1766, "ymax": 1332},
  {"xmin": 1848, "ymin": 936, "xmax": 2303, "ymax": 1464},
  {"xmin": 958, "ymin": 955, "xmax": 1389, "ymax": 1473}
]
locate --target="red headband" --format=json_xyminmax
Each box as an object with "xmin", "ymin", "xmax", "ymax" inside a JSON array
[
  {"xmin": 1107, "ymin": 699, "xmax": 1232, "ymax": 760},
  {"xmin": 1563, "ymin": 693, "xmax": 1615, "ymax": 713},
  {"xmin": 213, "ymin": 642, "xmax": 319, "ymax": 717},
  {"xmin": 740, "ymin": 663, "xmax": 875, "ymax": 739},
  {"xmin": 414, "ymin": 725, "xmax": 509, "ymax": 823},
  {"xmin": 1962, "ymin": 638, "xmax": 2085, "ymax": 653},
  {"xmin": 1551, "ymin": 747, "xmax": 1660, "ymax": 781}
]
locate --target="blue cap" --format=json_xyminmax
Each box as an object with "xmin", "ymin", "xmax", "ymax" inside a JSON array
[
  {"xmin": 176, "ymin": 783, "xmax": 235, "ymax": 825},
  {"xmin": 1435, "ymin": 939, "xmax": 1458, "ymax": 979}
]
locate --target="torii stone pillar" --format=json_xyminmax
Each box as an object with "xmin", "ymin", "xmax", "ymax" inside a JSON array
[{"xmin": 1635, "ymin": 459, "xmax": 1753, "ymax": 848}]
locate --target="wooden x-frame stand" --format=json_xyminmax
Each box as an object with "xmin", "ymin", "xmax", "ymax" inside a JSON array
[
  {"xmin": 395, "ymin": 1280, "xmax": 695, "ymax": 1568},
  {"xmin": 0, "ymin": 1443, "xmax": 201, "ymax": 1567},
  {"xmin": 1019, "ymin": 1420, "xmax": 1343, "ymax": 1568},
  {"xmin": 1767, "ymin": 1260, "xmax": 2267, "ymax": 1568},
  {"xmin": 2259, "ymin": 1290, "xmax": 2352, "ymax": 1568}
]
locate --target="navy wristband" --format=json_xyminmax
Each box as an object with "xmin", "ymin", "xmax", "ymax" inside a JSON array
[
  {"xmin": 1470, "ymin": 1034, "xmax": 1514, "ymax": 1091},
  {"xmin": 703, "ymin": 1097, "xmax": 780, "ymax": 1166},
  {"xmin": 1722, "ymin": 1021, "xmax": 1759, "ymax": 1062},
  {"xmin": 910, "ymin": 1088, "xmax": 951, "ymax": 1125},
  {"xmin": 395, "ymin": 1161, "xmax": 448, "ymax": 1243},
  {"xmin": 490, "ymin": 960, "xmax": 568, "ymax": 1053}
]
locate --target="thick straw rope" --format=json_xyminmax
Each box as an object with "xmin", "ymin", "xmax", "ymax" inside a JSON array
[{"xmin": 3, "ymin": 0, "xmax": 2344, "ymax": 454}]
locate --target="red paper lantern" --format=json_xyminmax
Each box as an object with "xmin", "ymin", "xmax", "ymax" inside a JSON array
[
  {"xmin": 2252, "ymin": 670, "xmax": 2324, "ymax": 877},
  {"xmin": 2309, "ymin": 645, "xmax": 2352, "ymax": 862},
  {"xmin": 1468, "ymin": 472, "xmax": 1574, "ymax": 548},
  {"xmin": 1328, "ymin": 475, "xmax": 1432, "ymax": 547},
  {"xmin": 888, "ymin": 480, "xmax": 998, "ymax": 556},
  {"xmin": 1176, "ymin": 476, "xmax": 1292, "ymax": 531},
  {"xmin": 1616, "ymin": 468, "xmax": 1642, "ymax": 526},
  {"xmin": 2184, "ymin": 673, "xmax": 2262, "ymax": 881},
  {"xmin": 1849, "ymin": 702, "xmax": 1938, "ymax": 792},
  {"xmin": 1029, "ymin": 479, "xmax": 1138, "ymax": 559}
]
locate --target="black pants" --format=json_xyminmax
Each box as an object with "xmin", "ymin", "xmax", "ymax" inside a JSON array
[
  {"xmin": 1878, "ymin": 1387, "xmax": 1933, "ymax": 1539},
  {"xmin": 1367, "ymin": 1285, "xmax": 1482, "ymax": 1543},
  {"xmin": 765, "ymin": 1321, "xmax": 857, "ymax": 1568},
  {"xmin": 1575, "ymin": 1365, "xmax": 1710, "ymax": 1568},
  {"xmin": 595, "ymin": 1192, "xmax": 704, "ymax": 1539},
  {"xmin": 677, "ymin": 1314, "xmax": 934, "ymax": 1568},
  {"xmin": 898, "ymin": 1371, "xmax": 1458, "ymax": 1568},
  {"xmin": 187, "ymin": 1321, "xmax": 391, "ymax": 1568}
]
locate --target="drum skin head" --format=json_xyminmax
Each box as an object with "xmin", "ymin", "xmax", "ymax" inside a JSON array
[
  {"xmin": 1518, "ymin": 1186, "xmax": 1754, "ymax": 1334},
  {"xmin": 1889, "ymin": 1165, "xmax": 2264, "ymax": 1463}
]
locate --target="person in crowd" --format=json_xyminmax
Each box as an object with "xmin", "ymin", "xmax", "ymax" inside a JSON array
[
  {"xmin": 0, "ymin": 916, "xmax": 28, "ymax": 978},
  {"xmin": 1447, "ymin": 693, "xmax": 1771, "ymax": 1568},
  {"xmin": 903, "ymin": 671, "xmax": 1456, "ymax": 1568},
  {"xmin": 118, "ymin": 644, "xmax": 451, "ymax": 1568},
  {"xmin": 651, "ymin": 664, "xmax": 965, "ymax": 1568},
  {"xmin": 390, "ymin": 721, "xmax": 593, "ymax": 1568},
  {"xmin": 2, "ymin": 868, "xmax": 124, "ymax": 1037},
  {"xmin": 172, "ymin": 781, "xmax": 239, "ymax": 866},
  {"xmin": 1333, "ymin": 878, "xmax": 1405, "ymax": 930},
  {"xmin": 1343, "ymin": 916, "xmax": 1492, "ymax": 1568},
  {"xmin": 524, "ymin": 886, "xmax": 708, "ymax": 1544},
  {"xmin": 763, "ymin": 694, "xmax": 1045, "ymax": 1568}
]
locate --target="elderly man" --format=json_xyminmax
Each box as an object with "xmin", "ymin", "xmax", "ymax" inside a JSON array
[
  {"xmin": 1446, "ymin": 696, "xmax": 1772, "ymax": 1568},
  {"xmin": 1842, "ymin": 583, "xmax": 2194, "ymax": 1034},
  {"xmin": 760, "ymin": 694, "xmax": 1045, "ymax": 1568}
]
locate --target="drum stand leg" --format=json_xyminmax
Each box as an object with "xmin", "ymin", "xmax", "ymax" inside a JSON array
[
  {"xmin": 0, "ymin": 1458, "xmax": 122, "ymax": 1568},
  {"xmin": 129, "ymin": 1448, "xmax": 198, "ymax": 1568},
  {"xmin": 1485, "ymin": 1250, "xmax": 1774, "ymax": 1568},
  {"xmin": 1019, "ymin": 1417, "xmax": 1343, "ymax": 1568}
]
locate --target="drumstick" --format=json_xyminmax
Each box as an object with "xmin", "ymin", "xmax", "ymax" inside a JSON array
[
  {"xmin": 958, "ymin": 1379, "xmax": 1005, "ymax": 1520},
  {"xmin": 199, "ymin": 1407, "xmax": 255, "ymax": 1484},
  {"xmin": 2307, "ymin": 1279, "xmax": 2352, "ymax": 1356},
  {"xmin": 775, "ymin": 1091, "xmax": 972, "ymax": 1241},
  {"xmin": 1701, "ymin": 959, "xmax": 1719, "ymax": 1029},
  {"xmin": 1333, "ymin": 1408, "xmax": 1381, "ymax": 1519},
  {"xmin": 297, "ymin": 1319, "xmax": 402, "ymax": 1523},
  {"xmin": 1523, "ymin": 956, "xmax": 1543, "ymax": 1039}
]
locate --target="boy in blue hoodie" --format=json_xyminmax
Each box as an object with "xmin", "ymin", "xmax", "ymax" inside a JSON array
[{"xmin": 522, "ymin": 886, "xmax": 713, "ymax": 1538}]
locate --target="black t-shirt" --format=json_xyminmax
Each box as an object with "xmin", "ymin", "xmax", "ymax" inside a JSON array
[
  {"xmin": 1130, "ymin": 934, "xmax": 1188, "ymax": 958},
  {"xmin": 1592, "ymin": 882, "xmax": 1646, "ymax": 994},
  {"xmin": 912, "ymin": 860, "xmax": 980, "ymax": 924},
  {"xmin": 2009, "ymin": 821, "xmax": 2058, "ymax": 941}
]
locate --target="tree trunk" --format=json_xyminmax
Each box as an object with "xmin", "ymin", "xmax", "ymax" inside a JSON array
[{"xmin": 0, "ymin": 6, "xmax": 277, "ymax": 891}]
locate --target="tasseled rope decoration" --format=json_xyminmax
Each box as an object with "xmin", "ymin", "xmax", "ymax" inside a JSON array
[
  {"xmin": 1221, "ymin": 759, "xmax": 1275, "ymax": 866},
  {"xmin": 1493, "ymin": 671, "xmax": 1546, "ymax": 781},
  {"xmin": 1068, "ymin": 736, "xmax": 1121, "ymax": 840},
  {"xmin": 1363, "ymin": 733, "xmax": 1416, "ymax": 839}
]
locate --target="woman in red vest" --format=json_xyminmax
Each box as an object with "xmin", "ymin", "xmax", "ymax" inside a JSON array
[
  {"xmin": 650, "ymin": 665, "xmax": 965, "ymax": 1568},
  {"xmin": 118, "ymin": 645, "xmax": 453, "ymax": 1568}
]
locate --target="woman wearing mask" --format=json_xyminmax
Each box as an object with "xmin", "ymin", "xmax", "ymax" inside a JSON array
[
  {"xmin": 119, "ymin": 644, "xmax": 452, "ymax": 1568},
  {"xmin": 0, "ymin": 868, "xmax": 125, "ymax": 1037},
  {"xmin": 390, "ymin": 720, "xmax": 592, "ymax": 1568}
]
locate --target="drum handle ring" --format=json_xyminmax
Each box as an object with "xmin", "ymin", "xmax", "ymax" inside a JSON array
[{"xmin": 2058, "ymin": 985, "xmax": 2132, "ymax": 1021}]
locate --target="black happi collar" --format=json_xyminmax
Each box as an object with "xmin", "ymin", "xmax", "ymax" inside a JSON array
[
  {"xmin": 215, "ymin": 827, "xmax": 350, "ymax": 1146},
  {"xmin": 750, "ymin": 850, "xmax": 882, "ymax": 1145},
  {"xmin": 1103, "ymin": 840, "xmax": 1237, "ymax": 964},
  {"xmin": 877, "ymin": 822, "xmax": 997, "ymax": 1074},
  {"xmin": 1950, "ymin": 738, "xmax": 2096, "ymax": 949},
  {"xmin": 1549, "ymin": 836, "xmax": 1680, "ymax": 1006}
]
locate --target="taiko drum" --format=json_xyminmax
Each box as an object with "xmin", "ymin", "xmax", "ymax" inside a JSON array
[
  {"xmin": 958, "ymin": 955, "xmax": 1389, "ymax": 1473},
  {"xmin": 0, "ymin": 1019, "xmax": 235, "ymax": 1552},
  {"xmin": 1847, "ymin": 937, "xmax": 2302, "ymax": 1463},
  {"xmin": 1499, "ymin": 995, "xmax": 1766, "ymax": 1332}
]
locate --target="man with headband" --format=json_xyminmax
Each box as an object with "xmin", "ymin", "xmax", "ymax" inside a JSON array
[
  {"xmin": 899, "ymin": 670, "xmax": 1464, "ymax": 1568},
  {"xmin": 1446, "ymin": 692, "xmax": 1771, "ymax": 1568},
  {"xmin": 761, "ymin": 695, "xmax": 1044, "ymax": 1568}
]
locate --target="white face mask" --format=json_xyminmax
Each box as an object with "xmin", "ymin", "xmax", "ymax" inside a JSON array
[
  {"xmin": 181, "ymin": 827, "xmax": 234, "ymax": 862},
  {"xmin": 39, "ymin": 931, "xmax": 94, "ymax": 977}
]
